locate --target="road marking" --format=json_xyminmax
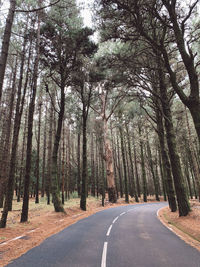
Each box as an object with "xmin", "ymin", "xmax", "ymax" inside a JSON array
[
  {"xmin": 112, "ymin": 216, "xmax": 119, "ymax": 224},
  {"xmin": 106, "ymin": 225, "xmax": 113, "ymax": 236},
  {"xmin": 120, "ymin": 212, "xmax": 126, "ymax": 216},
  {"xmin": 101, "ymin": 242, "xmax": 108, "ymax": 267},
  {"xmin": 157, "ymin": 208, "xmax": 161, "ymax": 217},
  {"xmin": 128, "ymin": 208, "xmax": 135, "ymax": 212}
]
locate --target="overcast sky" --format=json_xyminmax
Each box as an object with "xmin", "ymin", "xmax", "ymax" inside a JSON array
[{"xmin": 77, "ymin": 0, "xmax": 94, "ymax": 28}]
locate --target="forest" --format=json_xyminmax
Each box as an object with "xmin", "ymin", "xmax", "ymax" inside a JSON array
[{"xmin": 0, "ymin": 0, "xmax": 199, "ymax": 230}]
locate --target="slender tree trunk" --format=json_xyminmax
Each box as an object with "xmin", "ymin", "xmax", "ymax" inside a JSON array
[
  {"xmin": 111, "ymin": 135, "xmax": 119, "ymax": 199},
  {"xmin": 17, "ymin": 110, "xmax": 28, "ymax": 202},
  {"xmin": 46, "ymin": 104, "xmax": 53, "ymax": 204},
  {"xmin": 158, "ymin": 149, "xmax": 167, "ymax": 201},
  {"xmin": 61, "ymin": 123, "xmax": 65, "ymax": 205},
  {"xmin": 138, "ymin": 124, "xmax": 147, "ymax": 202},
  {"xmin": 185, "ymin": 108, "xmax": 200, "ymax": 201},
  {"xmin": 95, "ymin": 137, "xmax": 99, "ymax": 198},
  {"xmin": 146, "ymin": 136, "xmax": 160, "ymax": 201},
  {"xmin": 51, "ymin": 83, "xmax": 65, "ymax": 212},
  {"xmin": 119, "ymin": 126, "xmax": 129, "ymax": 203},
  {"xmin": 41, "ymin": 104, "xmax": 47, "ymax": 197},
  {"xmin": 80, "ymin": 110, "xmax": 88, "ymax": 211},
  {"xmin": 126, "ymin": 124, "xmax": 139, "ymax": 202},
  {"xmin": 100, "ymin": 139, "xmax": 105, "ymax": 207},
  {"xmin": 133, "ymin": 133, "xmax": 141, "ymax": 198},
  {"xmin": 0, "ymin": 0, "xmax": 16, "ymax": 103},
  {"xmin": 0, "ymin": 57, "xmax": 18, "ymax": 228},
  {"xmin": 91, "ymin": 132, "xmax": 95, "ymax": 197},
  {"xmin": 35, "ymin": 101, "xmax": 42, "ymax": 204},
  {"xmin": 155, "ymin": 103, "xmax": 177, "ymax": 212},
  {"xmin": 116, "ymin": 135, "xmax": 123, "ymax": 198},
  {"xmin": 77, "ymin": 131, "xmax": 81, "ymax": 197},
  {"xmin": 103, "ymin": 118, "xmax": 117, "ymax": 203},
  {"xmin": 184, "ymin": 152, "xmax": 193, "ymax": 199},
  {"xmin": 158, "ymin": 59, "xmax": 190, "ymax": 216},
  {"xmin": 21, "ymin": 5, "xmax": 41, "ymax": 222}
]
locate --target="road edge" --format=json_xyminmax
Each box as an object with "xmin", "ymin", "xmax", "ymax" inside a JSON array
[{"xmin": 157, "ymin": 207, "xmax": 200, "ymax": 252}]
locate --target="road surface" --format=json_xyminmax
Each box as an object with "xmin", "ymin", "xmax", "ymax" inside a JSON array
[{"xmin": 7, "ymin": 202, "xmax": 200, "ymax": 267}]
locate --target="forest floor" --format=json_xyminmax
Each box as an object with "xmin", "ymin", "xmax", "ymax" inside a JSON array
[
  {"xmin": 158, "ymin": 199, "xmax": 200, "ymax": 252},
  {"xmin": 0, "ymin": 196, "xmax": 200, "ymax": 266}
]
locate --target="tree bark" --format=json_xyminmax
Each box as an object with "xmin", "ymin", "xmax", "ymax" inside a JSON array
[
  {"xmin": 80, "ymin": 110, "xmax": 88, "ymax": 211},
  {"xmin": 35, "ymin": 100, "xmax": 42, "ymax": 204},
  {"xmin": 51, "ymin": 83, "xmax": 65, "ymax": 212},
  {"xmin": 0, "ymin": 0, "xmax": 16, "ymax": 103},
  {"xmin": 146, "ymin": 136, "xmax": 160, "ymax": 201},
  {"xmin": 119, "ymin": 126, "xmax": 129, "ymax": 203},
  {"xmin": 138, "ymin": 124, "xmax": 147, "ymax": 202},
  {"xmin": 158, "ymin": 57, "xmax": 190, "ymax": 216},
  {"xmin": 21, "ymin": 4, "xmax": 41, "ymax": 222}
]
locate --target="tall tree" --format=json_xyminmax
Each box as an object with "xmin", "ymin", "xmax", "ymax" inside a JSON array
[{"xmin": 0, "ymin": 0, "xmax": 16, "ymax": 103}]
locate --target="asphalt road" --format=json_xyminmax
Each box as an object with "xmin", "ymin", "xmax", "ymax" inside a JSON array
[{"xmin": 6, "ymin": 202, "xmax": 200, "ymax": 267}]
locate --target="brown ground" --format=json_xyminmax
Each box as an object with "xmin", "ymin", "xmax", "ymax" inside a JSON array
[
  {"xmin": 1, "ymin": 197, "xmax": 199, "ymax": 266},
  {"xmin": 158, "ymin": 199, "xmax": 200, "ymax": 252}
]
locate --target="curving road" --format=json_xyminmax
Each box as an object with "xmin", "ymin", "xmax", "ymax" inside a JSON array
[{"xmin": 7, "ymin": 202, "xmax": 200, "ymax": 267}]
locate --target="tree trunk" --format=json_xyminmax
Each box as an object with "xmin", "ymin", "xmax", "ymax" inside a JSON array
[
  {"xmin": 21, "ymin": 5, "xmax": 41, "ymax": 222},
  {"xmin": 119, "ymin": 126, "xmax": 129, "ymax": 203},
  {"xmin": 77, "ymin": 131, "xmax": 81, "ymax": 197},
  {"xmin": 91, "ymin": 132, "xmax": 96, "ymax": 197},
  {"xmin": 51, "ymin": 83, "xmax": 65, "ymax": 212},
  {"xmin": 116, "ymin": 135, "xmax": 123, "ymax": 198},
  {"xmin": 17, "ymin": 110, "xmax": 28, "ymax": 202},
  {"xmin": 126, "ymin": 124, "xmax": 139, "ymax": 202},
  {"xmin": 133, "ymin": 133, "xmax": 141, "ymax": 198},
  {"xmin": 146, "ymin": 136, "xmax": 160, "ymax": 201},
  {"xmin": 46, "ymin": 103, "xmax": 53, "ymax": 204},
  {"xmin": 80, "ymin": 110, "xmax": 88, "ymax": 211},
  {"xmin": 185, "ymin": 108, "xmax": 200, "ymax": 201},
  {"xmin": 155, "ymin": 102, "xmax": 177, "ymax": 212},
  {"xmin": 35, "ymin": 101, "xmax": 42, "ymax": 204},
  {"xmin": 41, "ymin": 104, "xmax": 47, "ymax": 197},
  {"xmin": 0, "ymin": 58, "xmax": 18, "ymax": 227},
  {"xmin": 103, "ymin": 117, "xmax": 117, "ymax": 203},
  {"xmin": 0, "ymin": 0, "xmax": 16, "ymax": 103},
  {"xmin": 158, "ymin": 59, "xmax": 190, "ymax": 216},
  {"xmin": 138, "ymin": 124, "xmax": 147, "ymax": 202},
  {"xmin": 61, "ymin": 122, "xmax": 65, "ymax": 205}
]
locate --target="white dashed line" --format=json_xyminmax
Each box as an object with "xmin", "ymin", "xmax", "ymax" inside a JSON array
[
  {"xmin": 106, "ymin": 225, "xmax": 113, "ymax": 236},
  {"xmin": 112, "ymin": 216, "xmax": 119, "ymax": 224},
  {"xmin": 101, "ymin": 242, "xmax": 108, "ymax": 267},
  {"xmin": 120, "ymin": 212, "xmax": 126, "ymax": 216},
  {"xmin": 128, "ymin": 208, "xmax": 135, "ymax": 212}
]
